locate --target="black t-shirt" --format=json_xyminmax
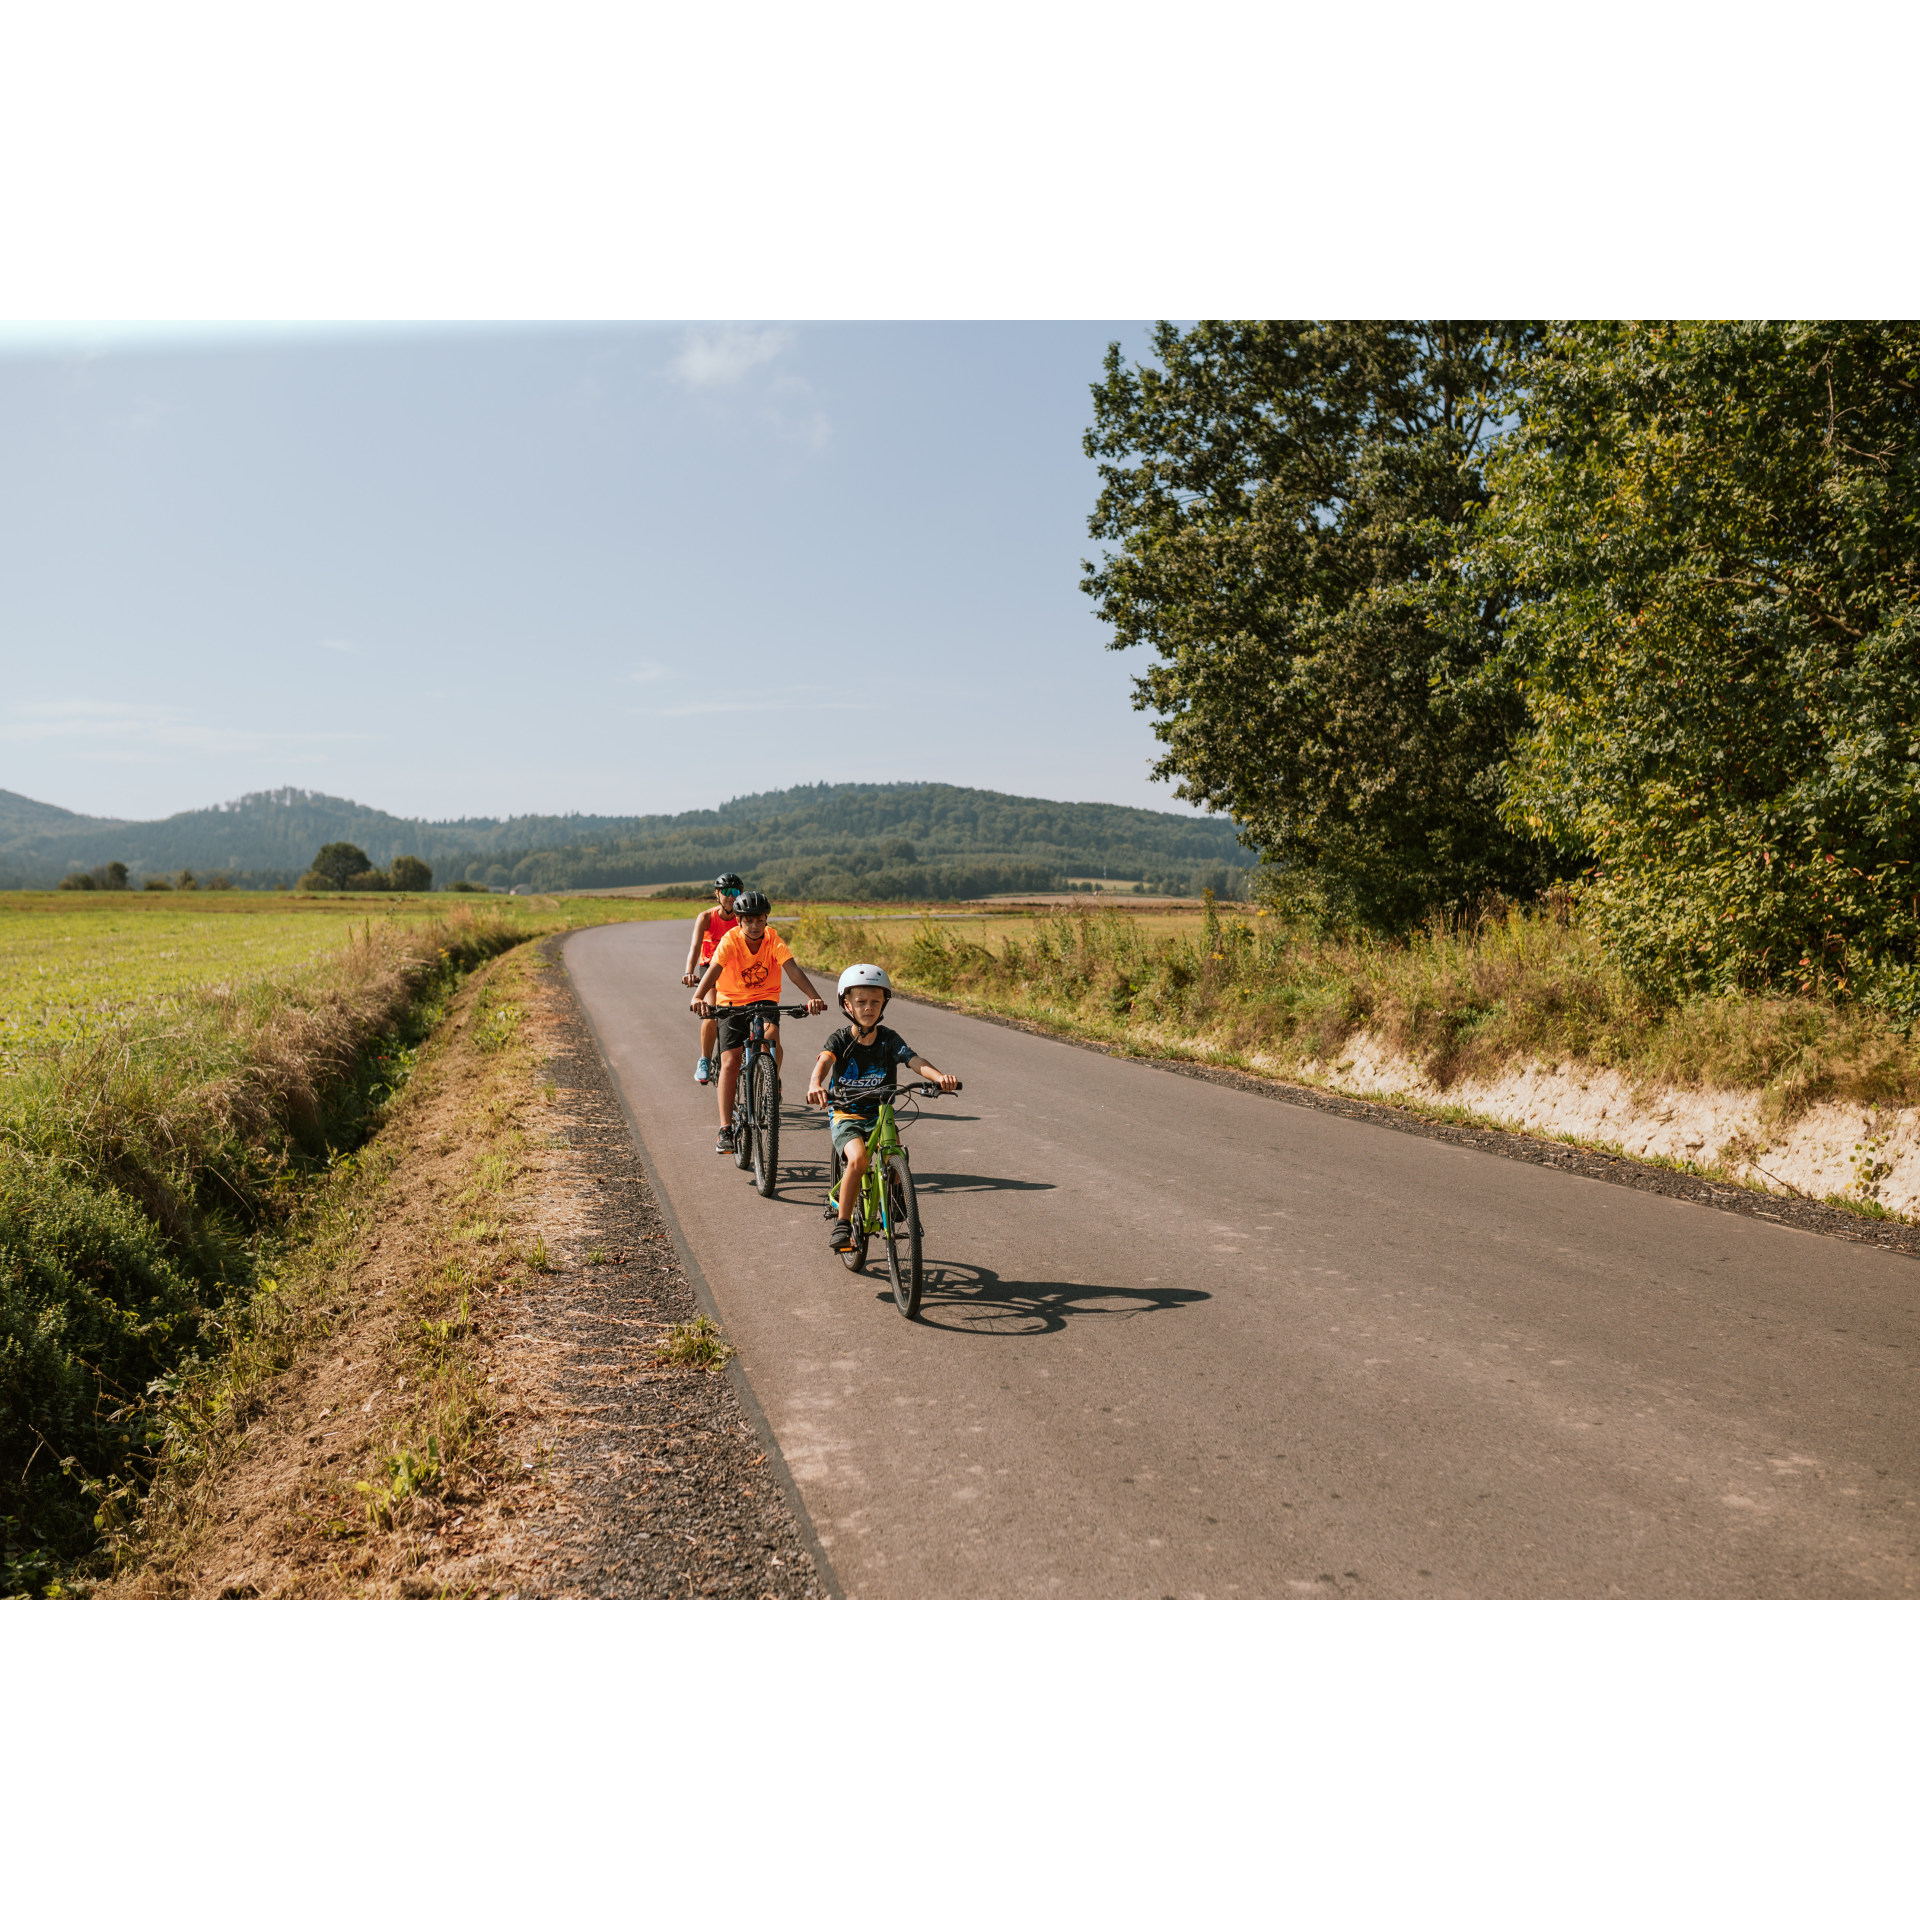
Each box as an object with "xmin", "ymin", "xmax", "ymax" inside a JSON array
[{"xmin": 820, "ymin": 1023, "xmax": 917, "ymax": 1113}]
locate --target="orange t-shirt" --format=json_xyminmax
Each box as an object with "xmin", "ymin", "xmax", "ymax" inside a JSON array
[{"xmin": 709, "ymin": 925, "xmax": 793, "ymax": 1006}]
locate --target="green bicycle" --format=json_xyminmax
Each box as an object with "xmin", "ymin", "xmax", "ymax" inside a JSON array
[{"xmin": 824, "ymin": 1081, "xmax": 960, "ymax": 1319}]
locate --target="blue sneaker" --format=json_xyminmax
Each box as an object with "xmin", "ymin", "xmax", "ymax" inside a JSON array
[{"xmin": 695, "ymin": 1055, "xmax": 712, "ymax": 1085}]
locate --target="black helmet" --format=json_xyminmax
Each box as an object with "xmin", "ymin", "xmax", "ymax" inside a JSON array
[
  {"xmin": 734, "ymin": 889, "xmax": 771, "ymax": 917},
  {"xmin": 713, "ymin": 872, "xmax": 744, "ymax": 894}
]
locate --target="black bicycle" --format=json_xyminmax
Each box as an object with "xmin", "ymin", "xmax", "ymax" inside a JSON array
[{"xmin": 695, "ymin": 1002, "xmax": 811, "ymax": 1197}]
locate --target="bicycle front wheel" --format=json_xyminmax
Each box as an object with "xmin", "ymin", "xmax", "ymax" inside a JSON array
[
  {"xmin": 880, "ymin": 1154, "xmax": 922, "ymax": 1318},
  {"xmin": 751, "ymin": 1055, "xmax": 780, "ymax": 1195}
]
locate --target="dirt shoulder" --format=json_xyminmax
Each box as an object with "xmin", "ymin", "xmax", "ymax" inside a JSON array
[{"xmin": 109, "ymin": 936, "xmax": 824, "ymax": 1599}]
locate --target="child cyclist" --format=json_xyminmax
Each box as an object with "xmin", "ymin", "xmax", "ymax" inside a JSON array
[
  {"xmin": 806, "ymin": 964, "xmax": 959, "ymax": 1254},
  {"xmin": 681, "ymin": 872, "xmax": 745, "ymax": 1085},
  {"xmin": 689, "ymin": 891, "xmax": 829, "ymax": 1155}
]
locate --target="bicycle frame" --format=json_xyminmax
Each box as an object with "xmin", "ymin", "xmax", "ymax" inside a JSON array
[{"xmin": 836, "ymin": 1099, "xmax": 904, "ymax": 1234}]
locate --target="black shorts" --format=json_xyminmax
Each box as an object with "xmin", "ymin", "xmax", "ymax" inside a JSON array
[{"xmin": 716, "ymin": 1001, "xmax": 780, "ymax": 1053}]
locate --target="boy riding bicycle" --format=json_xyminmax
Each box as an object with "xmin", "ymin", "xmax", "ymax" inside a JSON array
[
  {"xmin": 806, "ymin": 964, "xmax": 959, "ymax": 1253},
  {"xmin": 681, "ymin": 871, "xmax": 745, "ymax": 1085},
  {"xmin": 689, "ymin": 891, "xmax": 829, "ymax": 1155}
]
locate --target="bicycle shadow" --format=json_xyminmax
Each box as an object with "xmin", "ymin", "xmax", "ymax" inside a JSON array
[
  {"xmin": 905, "ymin": 1170, "xmax": 1056, "ymax": 1197},
  {"xmin": 898, "ymin": 1261, "xmax": 1210, "ymax": 1337}
]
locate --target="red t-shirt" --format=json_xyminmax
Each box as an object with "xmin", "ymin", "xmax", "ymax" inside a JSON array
[{"xmin": 699, "ymin": 909, "xmax": 739, "ymax": 963}]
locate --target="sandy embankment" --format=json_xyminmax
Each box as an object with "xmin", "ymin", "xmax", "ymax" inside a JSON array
[{"xmin": 1235, "ymin": 1031, "xmax": 1914, "ymax": 1217}]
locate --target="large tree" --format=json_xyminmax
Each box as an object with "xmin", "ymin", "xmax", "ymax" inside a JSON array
[
  {"xmin": 1490, "ymin": 321, "xmax": 1920, "ymax": 1012},
  {"xmin": 1082, "ymin": 321, "xmax": 1555, "ymax": 930}
]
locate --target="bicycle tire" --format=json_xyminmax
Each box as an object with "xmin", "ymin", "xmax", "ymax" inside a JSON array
[
  {"xmin": 732, "ymin": 1066, "xmax": 755, "ymax": 1170},
  {"xmin": 881, "ymin": 1154, "xmax": 923, "ymax": 1317},
  {"xmin": 751, "ymin": 1054, "xmax": 780, "ymax": 1195}
]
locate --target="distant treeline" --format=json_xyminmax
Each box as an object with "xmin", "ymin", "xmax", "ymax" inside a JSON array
[{"xmin": 0, "ymin": 781, "xmax": 1254, "ymax": 899}]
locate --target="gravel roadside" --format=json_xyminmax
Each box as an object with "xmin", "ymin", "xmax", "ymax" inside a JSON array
[{"xmin": 503, "ymin": 940, "xmax": 828, "ymax": 1599}]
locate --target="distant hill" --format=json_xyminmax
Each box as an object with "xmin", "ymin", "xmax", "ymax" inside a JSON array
[{"xmin": 0, "ymin": 782, "xmax": 1255, "ymax": 898}]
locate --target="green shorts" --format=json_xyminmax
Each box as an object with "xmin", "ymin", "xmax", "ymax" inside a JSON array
[{"xmin": 829, "ymin": 1111, "xmax": 878, "ymax": 1155}]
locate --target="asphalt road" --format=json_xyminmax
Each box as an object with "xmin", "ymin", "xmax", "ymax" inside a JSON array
[{"xmin": 565, "ymin": 920, "xmax": 1920, "ymax": 1598}]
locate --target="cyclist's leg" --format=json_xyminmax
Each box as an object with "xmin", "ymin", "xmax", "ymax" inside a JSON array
[
  {"xmin": 837, "ymin": 1132, "xmax": 870, "ymax": 1222},
  {"xmin": 715, "ymin": 1048, "xmax": 745, "ymax": 1128},
  {"xmin": 700, "ymin": 1014, "xmax": 718, "ymax": 1061}
]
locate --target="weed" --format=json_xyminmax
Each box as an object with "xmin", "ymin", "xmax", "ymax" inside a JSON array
[{"xmin": 649, "ymin": 1315, "xmax": 736, "ymax": 1372}]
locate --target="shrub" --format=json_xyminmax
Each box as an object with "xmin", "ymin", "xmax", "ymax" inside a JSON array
[
  {"xmin": 444, "ymin": 880, "xmax": 488, "ymax": 893},
  {"xmin": 344, "ymin": 869, "xmax": 390, "ymax": 892},
  {"xmin": 389, "ymin": 855, "xmax": 432, "ymax": 892},
  {"xmin": 296, "ymin": 871, "xmax": 338, "ymax": 893},
  {"xmin": 206, "ymin": 873, "xmax": 234, "ymax": 892},
  {"xmin": 143, "ymin": 878, "xmax": 172, "ymax": 892},
  {"xmin": 91, "ymin": 862, "xmax": 129, "ymax": 892},
  {"xmin": 57, "ymin": 873, "xmax": 96, "ymax": 891}
]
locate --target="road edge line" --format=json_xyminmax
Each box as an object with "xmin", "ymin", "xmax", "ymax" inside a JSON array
[{"xmin": 552, "ymin": 929, "xmax": 845, "ymax": 1601}]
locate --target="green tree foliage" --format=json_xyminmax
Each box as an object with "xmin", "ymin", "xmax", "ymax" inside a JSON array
[
  {"xmin": 310, "ymin": 842, "xmax": 373, "ymax": 888},
  {"xmin": 57, "ymin": 872, "xmax": 94, "ymax": 890},
  {"xmin": 389, "ymin": 854, "xmax": 432, "ymax": 892},
  {"xmin": 1490, "ymin": 322, "xmax": 1920, "ymax": 1013},
  {"xmin": 92, "ymin": 862, "xmax": 128, "ymax": 891},
  {"xmin": 1083, "ymin": 321, "xmax": 1558, "ymax": 931}
]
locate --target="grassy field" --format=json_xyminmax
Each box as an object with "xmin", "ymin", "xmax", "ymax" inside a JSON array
[
  {"xmin": 0, "ymin": 888, "xmax": 701, "ymax": 1592},
  {"xmin": 0, "ymin": 891, "xmax": 696, "ymax": 1059}
]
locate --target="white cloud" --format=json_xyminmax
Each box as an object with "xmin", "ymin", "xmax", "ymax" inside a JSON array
[
  {"xmin": 626, "ymin": 661, "xmax": 675, "ymax": 684},
  {"xmin": 671, "ymin": 327, "xmax": 790, "ymax": 389}
]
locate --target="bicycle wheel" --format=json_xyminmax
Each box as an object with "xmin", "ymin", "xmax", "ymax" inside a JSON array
[
  {"xmin": 751, "ymin": 1055, "xmax": 780, "ymax": 1195},
  {"xmin": 732, "ymin": 1064, "xmax": 755, "ymax": 1170},
  {"xmin": 880, "ymin": 1153, "xmax": 922, "ymax": 1318}
]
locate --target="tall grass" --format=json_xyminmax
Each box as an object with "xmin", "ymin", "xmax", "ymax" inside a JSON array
[
  {"xmin": 794, "ymin": 898, "xmax": 1920, "ymax": 1119},
  {"xmin": 0, "ymin": 907, "xmax": 529, "ymax": 1591}
]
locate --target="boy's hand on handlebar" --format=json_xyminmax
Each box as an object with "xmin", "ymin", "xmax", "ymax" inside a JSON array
[
  {"xmin": 690, "ymin": 997, "xmax": 711, "ymax": 1017},
  {"xmin": 682, "ymin": 970, "xmax": 697, "ymax": 989},
  {"xmin": 931, "ymin": 1072, "xmax": 960, "ymax": 1093},
  {"xmin": 805, "ymin": 1085, "xmax": 830, "ymax": 1109},
  {"xmin": 806, "ymin": 995, "xmax": 827, "ymax": 1015}
]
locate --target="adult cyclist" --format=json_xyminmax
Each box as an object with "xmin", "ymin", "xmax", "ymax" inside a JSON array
[
  {"xmin": 682, "ymin": 872, "xmax": 745, "ymax": 1084},
  {"xmin": 690, "ymin": 891, "xmax": 830, "ymax": 1155}
]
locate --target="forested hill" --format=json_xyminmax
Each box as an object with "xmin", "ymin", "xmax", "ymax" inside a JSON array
[
  {"xmin": 0, "ymin": 787, "xmax": 648, "ymax": 891},
  {"xmin": 0, "ymin": 782, "xmax": 1253, "ymax": 897},
  {"xmin": 506, "ymin": 783, "xmax": 1255, "ymax": 898}
]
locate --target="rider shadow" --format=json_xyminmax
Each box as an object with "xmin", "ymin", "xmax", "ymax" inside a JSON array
[{"xmin": 899, "ymin": 1261, "xmax": 1210, "ymax": 1337}]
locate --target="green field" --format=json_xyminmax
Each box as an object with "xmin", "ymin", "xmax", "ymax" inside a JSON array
[{"xmin": 0, "ymin": 891, "xmax": 698, "ymax": 1061}]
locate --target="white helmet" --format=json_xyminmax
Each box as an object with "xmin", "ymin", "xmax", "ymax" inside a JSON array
[{"xmin": 837, "ymin": 963, "xmax": 892, "ymax": 1011}]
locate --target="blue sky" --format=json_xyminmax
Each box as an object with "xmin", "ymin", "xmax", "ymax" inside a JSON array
[{"xmin": 0, "ymin": 322, "xmax": 1186, "ymax": 824}]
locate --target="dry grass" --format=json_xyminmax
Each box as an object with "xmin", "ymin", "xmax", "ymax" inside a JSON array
[
  {"xmin": 102, "ymin": 942, "xmax": 565, "ymax": 1594},
  {"xmin": 793, "ymin": 898, "xmax": 1920, "ymax": 1119}
]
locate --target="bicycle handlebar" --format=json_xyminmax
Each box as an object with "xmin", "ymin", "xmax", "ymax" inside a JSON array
[
  {"xmin": 819, "ymin": 1079, "xmax": 963, "ymax": 1101},
  {"xmin": 689, "ymin": 1001, "xmax": 817, "ymax": 1017}
]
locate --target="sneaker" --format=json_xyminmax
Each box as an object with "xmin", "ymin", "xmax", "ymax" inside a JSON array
[
  {"xmin": 695, "ymin": 1056, "xmax": 711, "ymax": 1085},
  {"xmin": 828, "ymin": 1219, "xmax": 854, "ymax": 1252},
  {"xmin": 716, "ymin": 1127, "xmax": 734, "ymax": 1154}
]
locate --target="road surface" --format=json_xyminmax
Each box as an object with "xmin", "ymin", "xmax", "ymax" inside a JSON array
[{"xmin": 565, "ymin": 920, "xmax": 1919, "ymax": 1598}]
